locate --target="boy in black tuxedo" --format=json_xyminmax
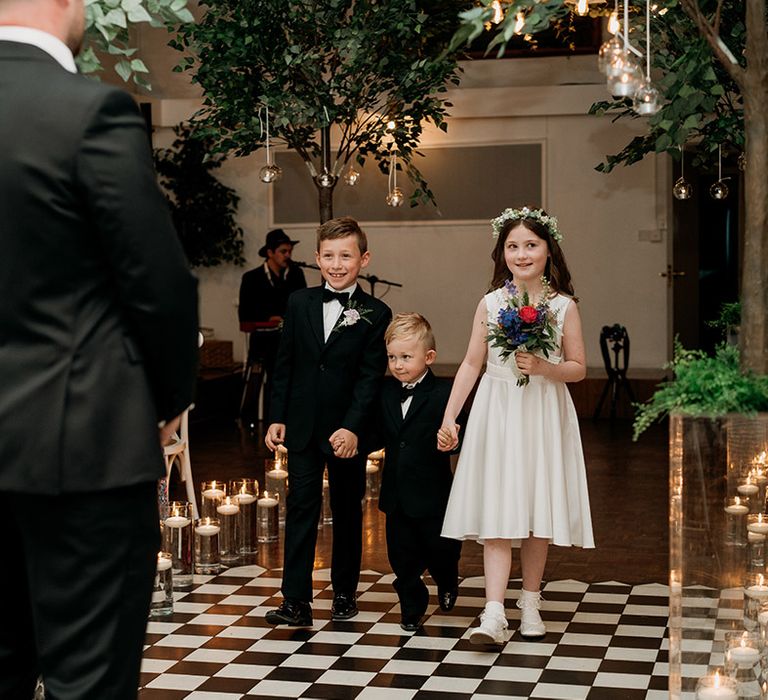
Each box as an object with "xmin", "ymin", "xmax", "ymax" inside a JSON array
[
  {"xmin": 378, "ymin": 313, "xmax": 463, "ymax": 631},
  {"xmin": 265, "ymin": 217, "xmax": 391, "ymax": 626}
]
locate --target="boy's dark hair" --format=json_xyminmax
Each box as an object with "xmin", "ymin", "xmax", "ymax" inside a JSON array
[
  {"xmin": 316, "ymin": 216, "xmax": 368, "ymax": 254},
  {"xmin": 490, "ymin": 208, "xmax": 576, "ymax": 298}
]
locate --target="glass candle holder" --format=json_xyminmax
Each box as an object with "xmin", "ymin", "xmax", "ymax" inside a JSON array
[
  {"xmin": 216, "ymin": 496, "xmax": 240, "ymax": 565},
  {"xmin": 695, "ymin": 671, "xmax": 738, "ymax": 700},
  {"xmin": 724, "ymin": 631, "xmax": 762, "ymax": 700},
  {"xmin": 200, "ymin": 480, "xmax": 226, "ymax": 519},
  {"xmin": 738, "ymin": 477, "xmax": 761, "ymax": 513},
  {"xmin": 162, "ymin": 501, "xmax": 193, "ymax": 590},
  {"xmin": 231, "ymin": 478, "xmax": 258, "ymax": 558},
  {"xmin": 758, "ymin": 600, "xmax": 768, "ymax": 644},
  {"xmin": 150, "ymin": 552, "xmax": 174, "ymax": 618},
  {"xmin": 365, "ymin": 458, "xmax": 381, "ymax": 500},
  {"xmin": 724, "ymin": 497, "xmax": 749, "ymax": 546},
  {"xmin": 744, "ymin": 573, "xmax": 768, "ymax": 630},
  {"xmin": 265, "ymin": 460, "xmax": 288, "ymax": 525},
  {"xmin": 322, "ymin": 471, "xmax": 332, "ymax": 526},
  {"xmin": 194, "ymin": 517, "xmax": 221, "ymax": 575},
  {"xmin": 748, "ymin": 531, "xmax": 767, "ymax": 573},
  {"xmin": 257, "ymin": 491, "xmax": 279, "ymax": 543}
]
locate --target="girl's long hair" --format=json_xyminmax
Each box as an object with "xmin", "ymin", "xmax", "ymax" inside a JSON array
[{"xmin": 489, "ymin": 212, "xmax": 576, "ymax": 299}]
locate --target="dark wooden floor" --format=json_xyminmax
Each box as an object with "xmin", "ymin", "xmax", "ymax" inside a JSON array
[{"xmin": 172, "ymin": 414, "xmax": 669, "ymax": 586}]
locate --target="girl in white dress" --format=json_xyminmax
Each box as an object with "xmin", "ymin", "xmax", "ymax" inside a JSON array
[{"xmin": 438, "ymin": 207, "xmax": 594, "ymax": 645}]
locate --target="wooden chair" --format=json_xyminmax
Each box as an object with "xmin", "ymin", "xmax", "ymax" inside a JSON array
[{"xmin": 593, "ymin": 324, "xmax": 636, "ymax": 420}]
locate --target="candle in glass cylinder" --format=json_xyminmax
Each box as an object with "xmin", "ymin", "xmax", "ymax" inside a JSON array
[
  {"xmin": 201, "ymin": 480, "xmax": 226, "ymax": 499},
  {"xmin": 695, "ymin": 671, "xmax": 737, "ymax": 700},
  {"xmin": 738, "ymin": 477, "xmax": 759, "ymax": 497},
  {"xmin": 217, "ymin": 496, "xmax": 240, "ymax": 564},
  {"xmin": 748, "ymin": 513, "xmax": 768, "ymax": 535},
  {"xmin": 257, "ymin": 491, "xmax": 279, "ymax": 543},
  {"xmin": 725, "ymin": 497, "xmax": 749, "ymax": 515}
]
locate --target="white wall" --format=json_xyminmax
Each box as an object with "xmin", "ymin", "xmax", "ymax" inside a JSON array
[{"xmin": 134, "ymin": 43, "xmax": 669, "ymax": 369}]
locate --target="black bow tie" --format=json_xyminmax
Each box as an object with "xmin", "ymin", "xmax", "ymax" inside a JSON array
[
  {"xmin": 323, "ymin": 289, "xmax": 350, "ymax": 305},
  {"xmin": 400, "ymin": 385, "xmax": 416, "ymax": 402}
]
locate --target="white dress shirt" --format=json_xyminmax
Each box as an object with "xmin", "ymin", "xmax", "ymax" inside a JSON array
[
  {"xmin": 0, "ymin": 26, "xmax": 77, "ymax": 73},
  {"xmin": 401, "ymin": 370, "xmax": 429, "ymax": 417},
  {"xmin": 322, "ymin": 282, "xmax": 357, "ymax": 341}
]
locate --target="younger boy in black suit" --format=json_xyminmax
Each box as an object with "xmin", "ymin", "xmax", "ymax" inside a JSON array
[
  {"xmin": 265, "ymin": 217, "xmax": 391, "ymax": 626},
  {"xmin": 378, "ymin": 313, "xmax": 463, "ymax": 631}
]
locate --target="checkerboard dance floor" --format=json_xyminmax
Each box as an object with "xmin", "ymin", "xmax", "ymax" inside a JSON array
[{"xmin": 139, "ymin": 566, "xmax": 671, "ymax": 699}]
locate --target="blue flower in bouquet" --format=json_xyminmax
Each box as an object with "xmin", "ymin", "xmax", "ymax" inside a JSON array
[{"xmin": 487, "ymin": 278, "xmax": 558, "ymax": 386}]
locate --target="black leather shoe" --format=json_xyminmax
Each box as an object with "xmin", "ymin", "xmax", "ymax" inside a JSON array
[
  {"xmin": 438, "ymin": 586, "xmax": 459, "ymax": 612},
  {"xmin": 331, "ymin": 592, "xmax": 359, "ymax": 620},
  {"xmin": 400, "ymin": 614, "xmax": 424, "ymax": 632},
  {"xmin": 265, "ymin": 599, "xmax": 312, "ymax": 626}
]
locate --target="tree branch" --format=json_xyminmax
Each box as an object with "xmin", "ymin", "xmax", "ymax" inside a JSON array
[{"xmin": 679, "ymin": 0, "xmax": 746, "ymax": 90}]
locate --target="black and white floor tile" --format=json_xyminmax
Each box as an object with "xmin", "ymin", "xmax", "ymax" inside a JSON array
[{"xmin": 139, "ymin": 567, "xmax": 671, "ymax": 699}]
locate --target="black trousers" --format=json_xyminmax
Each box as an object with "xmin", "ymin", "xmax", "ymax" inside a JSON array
[
  {"xmin": 281, "ymin": 443, "xmax": 366, "ymax": 602},
  {"xmin": 0, "ymin": 482, "xmax": 159, "ymax": 700},
  {"xmin": 386, "ymin": 507, "xmax": 462, "ymax": 619}
]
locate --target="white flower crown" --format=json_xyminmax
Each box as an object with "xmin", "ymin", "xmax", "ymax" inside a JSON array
[{"xmin": 491, "ymin": 207, "xmax": 562, "ymax": 243}]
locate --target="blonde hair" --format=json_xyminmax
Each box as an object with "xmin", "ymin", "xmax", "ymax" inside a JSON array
[
  {"xmin": 385, "ymin": 312, "xmax": 436, "ymax": 351},
  {"xmin": 316, "ymin": 216, "xmax": 368, "ymax": 254}
]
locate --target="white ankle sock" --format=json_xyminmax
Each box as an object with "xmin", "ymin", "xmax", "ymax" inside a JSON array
[{"xmin": 485, "ymin": 600, "xmax": 505, "ymax": 616}]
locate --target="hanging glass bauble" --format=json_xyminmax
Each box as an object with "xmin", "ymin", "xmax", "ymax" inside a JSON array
[
  {"xmin": 343, "ymin": 168, "xmax": 360, "ymax": 186},
  {"xmin": 605, "ymin": 49, "xmax": 634, "ymax": 79},
  {"xmin": 738, "ymin": 152, "xmax": 746, "ymax": 171},
  {"xmin": 385, "ymin": 187, "xmax": 405, "ymax": 207},
  {"xmin": 672, "ymin": 177, "xmax": 692, "ymax": 200},
  {"xmin": 598, "ymin": 35, "xmax": 623, "ymax": 74},
  {"xmin": 710, "ymin": 180, "xmax": 729, "ymax": 200},
  {"xmin": 607, "ymin": 56, "xmax": 643, "ymax": 98},
  {"xmin": 316, "ymin": 172, "xmax": 337, "ymax": 188},
  {"xmin": 259, "ymin": 164, "xmax": 283, "ymax": 183},
  {"xmin": 633, "ymin": 79, "xmax": 661, "ymax": 115}
]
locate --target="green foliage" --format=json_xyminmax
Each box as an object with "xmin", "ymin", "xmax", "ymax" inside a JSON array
[
  {"xmin": 79, "ymin": 0, "xmax": 194, "ymax": 87},
  {"xmin": 632, "ymin": 341, "xmax": 768, "ymax": 440},
  {"xmin": 154, "ymin": 125, "xmax": 245, "ymax": 268},
  {"xmin": 170, "ymin": 0, "xmax": 469, "ymax": 212},
  {"xmin": 455, "ymin": 0, "xmax": 748, "ymax": 171},
  {"xmin": 707, "ymin": 301, "xmax": 742, "ymax": 334}
]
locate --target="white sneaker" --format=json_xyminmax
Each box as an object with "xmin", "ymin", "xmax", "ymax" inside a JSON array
[
  {"xmin": 517, "ymin": 590, "xmax": 546, "ymax": 638},
  {"xmin": 469, "ymin": 609, "xmax": 508, "ymax": 645}
]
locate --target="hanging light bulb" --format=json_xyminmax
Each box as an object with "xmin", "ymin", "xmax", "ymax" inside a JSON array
[
  {"xmin": 514, "ymin": 11, "xmax": 525, "ymax": 34},
  {"xmin": 673, "ymin": 146, "xmax": 693, "ymax": 200},
  {"xmin": 258, "ymin": 107, "xmax": 282, "ymax": 184},
  {"xmin": 709, "ymin": 144, "xmax": 729, "ymax": 200},
  {"xmin": 565, "ymin": 0, "xmax": 606, "ymax": 15},
  {"xmin": 632, "ymin": 0, "xmax": 661, "ymax": 115},
  {"xmin": 607, "ymin": 10, "xmax": 620, "ymax": 34},
  {"xmin": 386, "ymin": 148, "xmax": 404, "ymax": 207},
  {"xmin": 343, "ymin": 167, "xmax": 360, "ymax": 186},
  {"xmin": 491, "ymin": 0, "xmax": 504, "ymax": 24}
]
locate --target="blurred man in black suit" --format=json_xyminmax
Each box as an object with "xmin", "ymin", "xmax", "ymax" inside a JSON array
[{"xmin": 0, "ymin": 0, "xmax": 199, "ymax": 696}]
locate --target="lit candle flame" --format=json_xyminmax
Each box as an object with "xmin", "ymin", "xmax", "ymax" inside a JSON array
[
  {"xmin": 607, "ymin": 11, "xmax": 620, "ymax": 34},
  {"xmin": 714, "ymin": 669, "xmax": 720, "ymax": 686},
  {"xmin": 575, "ymin": 0, "xmax": 588, "ymax": 16}
]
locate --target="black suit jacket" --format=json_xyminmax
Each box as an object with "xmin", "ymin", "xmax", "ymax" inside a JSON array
[
  {"xmin": 377, "ymin": 371, "xmax": 460, "ymax": 518},
  {"xmin": 0, "ymin": 41, "xmax": 199, "ymax": 494},
  {"xmin": 269, "ymin": 285, "xmax": 391, "ymax": 455},
  {"xmin": 238, "ymin": 263, "xmax": 306, "ymax": 324}
]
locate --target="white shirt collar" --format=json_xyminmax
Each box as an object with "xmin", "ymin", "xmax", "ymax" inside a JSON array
[
  {"xmin": 402, "ymin": 370, "xmax": 429, "ymax": 389},
  {"xmin": 0, "ymin": 26, "xmax": 77, "ymax": 73}
]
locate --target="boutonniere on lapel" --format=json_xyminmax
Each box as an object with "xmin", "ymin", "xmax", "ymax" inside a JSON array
[{"xmin": 333, "ymin": 300, "xmax": 374, "ymax": 334}]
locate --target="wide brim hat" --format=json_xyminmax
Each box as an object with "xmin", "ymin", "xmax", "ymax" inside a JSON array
[{"xmin": 258, "ymin": 229, "xmax": 299, "ymax": 258}]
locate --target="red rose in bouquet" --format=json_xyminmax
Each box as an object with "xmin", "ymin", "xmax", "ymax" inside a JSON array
[{"xmin": 519, "ymin": 305, "xmax": 538, "ymax": 324}]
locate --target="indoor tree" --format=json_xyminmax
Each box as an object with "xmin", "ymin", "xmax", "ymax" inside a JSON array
[
  {"xmin": 454, "ymin": 0, "xmax": 767, "ymax": 374},
  {"xmin": 81, "ymin": 0, "xmax": 193, "ymax": 86},
  {"xmin": 170, "ymin": 0, "xmax": 469, "ymax": 223}
]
